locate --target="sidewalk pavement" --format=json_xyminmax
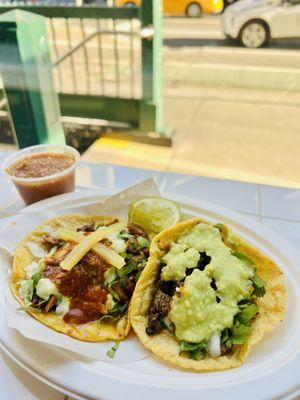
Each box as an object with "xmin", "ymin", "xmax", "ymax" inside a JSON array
[
  {"xmin": 1, "ymin": 87, "xmax": 299, "ymax": 189},
  {"xmin": 82, "ymin": 86, "xmax": 300, "ymax": 189}
]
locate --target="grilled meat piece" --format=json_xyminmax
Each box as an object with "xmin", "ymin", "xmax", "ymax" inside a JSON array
[
  {"xmin": 81, "ymin": 250, "xmax": 104, "ymax": 270},
  {"xmin": 31, "ymin": 295, "xmax": 44, "ymax": 308},
  {"xmin": 146, "ymin": 289, "xmax": 171, "ymax": 335}
]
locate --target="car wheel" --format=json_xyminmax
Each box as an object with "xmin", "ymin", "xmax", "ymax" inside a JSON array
[
  {"xmin": 186, "ymin": 3, "xmax": 201, "ymax": 17},
  {"xmin": 238, "ymin": 20, "xmax": 269, "ymax": 48},
  {"xmin": 124, "ymin": 1, "xmax": 135, "ymax": 6}
]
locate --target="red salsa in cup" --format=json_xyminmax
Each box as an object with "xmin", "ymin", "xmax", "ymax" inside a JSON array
[
  {"xmin": 9, "ymin": 153, "xmax": 74, "ymax": 179},
  {"xmin": 4, "ymin": 145, "xmax": 80, "ymax": 206}
]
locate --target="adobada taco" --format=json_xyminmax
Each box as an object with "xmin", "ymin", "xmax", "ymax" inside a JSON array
[
  {"xmin": 130, "ymin": 218, "xmax": 286, "ymax": 371},
  {"xmin": 11, "ymin": 214, "xmax": 150, "ymax": 342}
]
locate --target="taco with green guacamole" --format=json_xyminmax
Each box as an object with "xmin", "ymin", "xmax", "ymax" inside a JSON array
[
  {"xmin": 11, "ymin": 214, "xmax": 150, "ymax": 342},
  {"xmin": 130, "ymin": 218, "xmax": 286, "ymax": 371}
]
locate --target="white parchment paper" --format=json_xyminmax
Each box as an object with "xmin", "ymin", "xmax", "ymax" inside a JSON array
[{"xmin": 0, "ymin": 179, "xmax": 160, "ymax": 363}]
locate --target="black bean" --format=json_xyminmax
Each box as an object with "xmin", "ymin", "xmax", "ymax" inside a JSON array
[
  {"xmin": 210, "ymin": 278, "xmax": 217, "ymax": 291},
  {"xmin": 158, "ymin": 280, "xmax": 178, "ymax": 296},
  {"xmin": 146, "ymin": 326, "xmax": 156, "ymax": 335},
  {"xmin": 197, "ymin": 252, "xmax": 211, "ymax": 271}
]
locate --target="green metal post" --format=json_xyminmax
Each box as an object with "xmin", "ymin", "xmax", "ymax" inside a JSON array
[
  {"xmin": 140, "ymin": 0, "xmax": 163, "ymax": 134},
  {"xmin": 0, "ymin": 10, "xmax": 65, "ymax": 148}
]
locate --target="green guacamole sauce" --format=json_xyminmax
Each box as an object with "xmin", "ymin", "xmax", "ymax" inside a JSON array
[{"xmin": 164, "ymin": 223, "xmax": 254, "ymax": 343}]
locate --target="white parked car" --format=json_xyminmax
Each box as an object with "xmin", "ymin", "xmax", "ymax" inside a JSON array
[{"xmin": 222, "ymin": 0, "xmax": 300, "ymax": 48}]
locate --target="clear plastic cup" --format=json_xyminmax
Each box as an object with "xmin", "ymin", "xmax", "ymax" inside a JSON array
[{"xmin": 2, "ymin": 144, "xmax": 80, "ymax": 206}]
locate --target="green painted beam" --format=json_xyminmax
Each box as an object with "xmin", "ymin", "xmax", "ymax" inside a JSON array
[
  {"xmin": 0, "ymin": 6, "xmax": 139, "ymax": 19},
  {"xmin": 0, "ymin": 10, "xmax": 65, "ymax": 148},
  {"xmin": 59, "ymin": 94, "xmax": 140, "ymax": 126},
  {"xmin": 140, "ymin": 0, "xmax": 163, "ymax": 133}
]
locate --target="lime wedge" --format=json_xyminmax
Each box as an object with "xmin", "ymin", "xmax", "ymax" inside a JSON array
[{"xmin": 129, "ymin": 197, "xmax": 181, "ymax": 236}]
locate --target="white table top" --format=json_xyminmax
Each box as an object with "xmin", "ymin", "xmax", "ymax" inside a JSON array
[{"xmin": 1, "ymin": 151, "xmax": 300, "ymax": 400}]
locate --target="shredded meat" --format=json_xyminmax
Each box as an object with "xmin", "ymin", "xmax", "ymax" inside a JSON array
[
  {"xmin": 127, "ymin": 223, "xmax": 147, "ymax": 237},
  {"xmin": 146, "ymin": 289, "xmax": 171, "ymax": 335},
  {"xmin": 81, "ymin": 251, "xmax": 104, "ymax": 270},
  {"xmin": 44, "ymin": 295, "xmax": 57, "ymax": 313},
  {"xmin": 99, "ymin": 238, "xmax": 112, "ymax": 248},
  {"xmin": 120, "ymin": 275, "xmax": 135, "ymax": 297},
  {"xmin": 38, "ymin": 221, "xmax": 150, "ymax": 325},
  {"xmin": 104, "ymin": 218, "xmax": 119, "ymax": 227},
  {"xmin": 77, "ymin": 222, "xmax": 95, "ymax": 232},
  {"xmin": 44, "ymin": 243, "xmax": 74, "ymax": 266},
  {"xmin": 42, "ymin": 235, "xmax": 62, "ymax": 247},
  {"xmin": 112, "ymin": 284, "xmax": 128, "ymax": 302}
]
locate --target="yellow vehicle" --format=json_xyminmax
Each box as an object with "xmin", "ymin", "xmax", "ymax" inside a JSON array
[{"xmin": 115, "ymin": 0, "xmax": 224, "ymax": 17}]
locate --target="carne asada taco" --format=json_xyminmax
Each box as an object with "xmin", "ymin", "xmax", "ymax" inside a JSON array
[
  {"xmin": 130, "ymin": 218, "xmax": 286, "ymax": 371},
  {"xmin": 11, "ymin": 214, "xmax": 150, "ymax": 342}
]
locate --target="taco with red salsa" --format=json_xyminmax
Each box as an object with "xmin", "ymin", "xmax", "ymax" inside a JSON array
[{"xmin": 11, "ymin": 214, "xmax": 150, "ymax": 341}]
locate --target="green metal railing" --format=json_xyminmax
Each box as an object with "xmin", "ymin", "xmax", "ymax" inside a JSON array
[{"xmin": 0, "ymin": 1, "xmax": 165, "ymax": 148}]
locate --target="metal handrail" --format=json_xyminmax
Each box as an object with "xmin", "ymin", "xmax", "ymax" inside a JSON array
[{"xmin": 53, "ymin": 29, "xmax": 140, "ymax": 67}]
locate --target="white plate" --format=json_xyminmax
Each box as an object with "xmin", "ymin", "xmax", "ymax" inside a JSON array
[{"xmin": 1, "ymin": 191, "xmax": 300, "ymax": 400}]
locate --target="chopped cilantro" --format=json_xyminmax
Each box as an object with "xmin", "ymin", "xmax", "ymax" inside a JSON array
[
  {"xmin": 235, "ymin": 303, "xmax": 258, "ymax": 326},
  {"xmin": 251, "ymin": 270, "xmax": 266, "ymax": 297},
  {"xmin": 231, "ymin": 321, "xmax": 250, "ymax": 345},
  {"xmin": 106, "ymin": 341, "xmax": 120, "ymax": 359},
  {"xmin": 118, "ymin": 231, "xmax": 136, "ymax": 248},
  {"xmin": 237, "ymin": 298, "xmax": 252, "ymax": 309},
  {"xmin": 117, "ymin": 262, "xmax": 139, "ymax": 278},
  {"xmin": 134, "ymin": 269, "xmax": 143, "ymax": 282},
  {"xmin": 99, "ymin": 302, "xmax": 128, "ymax": 323},
  {"xmin": 137, "ymin": 236, "xmax": 150, "ymax": 250},
  {"xmin": 221, "ymin": 328, "xmax": 233, "ymax": 350},
  {"xmin": 117, "ymin": 255, "xmax": 147, "ymax": 278},
  {"xmin": 31, "ymin": 272, "xmax": 42, "ymax": 288},
  {"xmin": 180, "ymin": 340, "xmax": 208, "ymax": 360}
]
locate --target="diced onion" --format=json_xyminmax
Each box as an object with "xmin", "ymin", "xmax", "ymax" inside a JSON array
[
  {"xmin": 47, "ymin": 246, "xmax": 58, "ymax": 257},
  {"xmin": 55, "ymin": 296, "xmax": 70, "ymax": 317},
  {"xmin": 36, "ymin": 278, "xmax": 59, "ymax": 301},
  {"xmin": 26, "ymin": 241, "xmax": 47, "ymax": 259},
  {"xmin": 59, "ymin": 221, "xmax": 126, "ymax": 271},
  {"xmin": 107, "ymin": 233, "xmax": 127, "ymax": 254},
  {"xmin": 25, "ymin": 261, "xmax": 40, "ymax": 279},
  {"xmin": 208, "ymin": 331, "xmax": 221, "ymax": 358}
]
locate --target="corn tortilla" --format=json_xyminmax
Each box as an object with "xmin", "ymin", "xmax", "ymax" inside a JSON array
[
  {"xmin": 130, "ymin": 218, "xmax": 286, "ymax": 371},
  {"xmin": 11, "ymin": 214, "xmax": 130, "ymax": 342}
]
